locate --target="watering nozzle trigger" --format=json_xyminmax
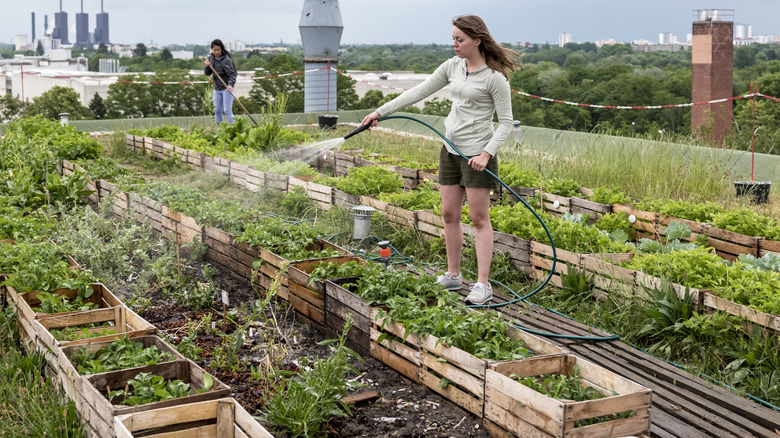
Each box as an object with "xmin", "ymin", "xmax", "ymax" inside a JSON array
[
  {"xmin": 378, "ymin": 240, "xmax": 392, "ymax": 270},
  {"xmin": 343, "ymin": 123, "xmax": 372, "ymax": 140}
]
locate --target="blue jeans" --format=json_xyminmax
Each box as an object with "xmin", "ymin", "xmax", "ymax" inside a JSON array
[{"xmin": 213, "ymin": 88, "xmax": 235, "ymax": 124}]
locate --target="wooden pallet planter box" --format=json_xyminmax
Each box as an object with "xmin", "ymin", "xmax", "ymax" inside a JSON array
[
  {"xmin": 35, "ymin": 305, "xmax": 156, "ymax": 351},
  {"xmin": 152, "ymin": 139, "xmax": 165, "ymax": 160},
  {"xmin": 528, "ymin": 241, "xmax": 583, "ymax": 289},
  {"xmin": 539, "ymin": 192, "xmax": 571, "ymax": 216},
  {"xmin": 133, "ymin": 136, "xmax": 145, "ymax": 153},
  {"xmin": 162, "ymin": 206, "xmax": 202, "ymax": 245},
  {"xmin": 386, "ymin": 204, "xmax": 417, "ymax": 228},
  {"xmin": 323, "ymin": 276, "xmax": 374, "ymax": 356},
  {"xmin": 611, "ymin": 204, "xmax": 659, "ymax": 241},
  {"xmin": 265, "ymin": 173, "xmax": 288, "ymax": 192},
  {"xmin": 370, "ymin": 310, "xmax": 423, "ymax": 384},
  {"xmin": 79, "ymin": 359, "xmax": 230, "ymax": 438},
  {"xmin": 698, "ymin": 223, "xmax": 760, "ymax": 261},
  {"xmin": 334, "ymin": 152, "xmax": 355, "ymax": 176},
  {"xmin": 334, "ymin": 189, "xmax": 360, "ymax": 209},
  {"xmin": 485, "ymin": 354, "xmax": 652, "ymax": 438},
  {"xmin": 759, "ymin": 238, "xmax": 780, "ymax": 257},
  {"xmin": 125, "ymin": 134, "xmax": 135, "ymax": 149},
  {"xmin": 245, "ymin": 167, "xmax": 265, "ymax": 192},
  {"xmin": 569, "ymin": 197, "xmax": 611, "ymax": 224},
  {"xmin": 56, "ymin": 335, "xmax": 186, "ymax": 402},
  {"xmin": 493, "ymin": 232, "xmax": 531, "ymax": 274},
  {"xmin": 418, "ymin": 169, "xmax": 439, "ymax": 185},
  {"xmin": 259, "ymin": 239, "xmax": 351, "ymax": 275},
  {"xmin": 499, "ymin": 185, "xmax": 538, "ymax": 204},
  {"xmin": 114, "ymin": 397, "xmax": 273, "ymax": 438},
  {"xmin": 416, "ymin": 209, "xmax": 444, "ymax": 239},
  {"xmin": 384, "ymin": 164, "xmax": 420, "ymax": 189},
  {"xmin": 701, "ymin": 290, "xmax": 780, "ymax": 332},
  {"xmin": 12, "ymin": 283, "xmax": 122, "ymax": 326},
  {"xmin": 230, "ymin": 161, "xmax": 250, "ymax": 189},
  {"xmin": 358, "ymin": 195, "xmax": 389, "ymax": 212},
  {"xmin": 289, "ymin": 177, "xmax": 333, "ymax": 210}
]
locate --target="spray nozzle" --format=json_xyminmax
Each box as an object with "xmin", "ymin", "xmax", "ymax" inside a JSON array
[
  {"xmin": 343, "ymin": 123, "xmax": 372, "ymax": 140},
  {"xmin": 377, "ymin": 240, "xmax": 393, "ymax": 270}
]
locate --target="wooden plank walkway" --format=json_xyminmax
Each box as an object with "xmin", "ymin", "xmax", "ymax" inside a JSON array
[{"xmin": 456, "ymin": 282, "xmax": 780, "ymax": 438}]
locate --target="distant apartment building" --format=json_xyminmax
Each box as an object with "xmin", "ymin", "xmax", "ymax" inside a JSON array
[
  {"xmin": 558, "ymin": 33, "xmax": 571, "ymax": 47},
  {"xmin": 659, "ymin": 32, "xmax": 678, "ymax": 45}
]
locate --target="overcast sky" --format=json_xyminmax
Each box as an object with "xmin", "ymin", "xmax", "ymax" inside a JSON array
[{"xmin": 4, "ymin": 1, "xmax": 780, "ymax": 47}]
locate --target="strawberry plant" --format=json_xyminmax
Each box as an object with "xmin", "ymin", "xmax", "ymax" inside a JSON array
[
  {"xmin": 33, "ymin": 291, "xmax": 96, "ymax": 314},
  {"xmin": 73, "ymin": 335, "xmax": 175, "ymax": 375},
  {"xmin": 107, "ymin": 371, "xmax": 213, "ymax": 406}
]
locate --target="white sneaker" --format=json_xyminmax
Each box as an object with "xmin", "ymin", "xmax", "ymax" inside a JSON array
[
  {"xmin": 436, "ymin": 272, "xmax": 462, "ymax": 290},
  {"xmin": 465, "ymin": 282, "xmax": 493, "ymax": 305}
]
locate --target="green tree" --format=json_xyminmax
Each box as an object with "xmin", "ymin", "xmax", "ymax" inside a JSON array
[
  {"xmin": 160, "ymin": 48, "xmax": 173, "ymax": 62},
  {"xmin": 25, "ymin": 86, "xmax": 92, "ymax": 120},
  {"xmin": 248, "ymin": 54, "xmax": 304, "ymax": 112},
  {"xmin": 27, "ymin": 86, "xmax": 92, "ymax": 120},
  {"xmin": 88, "ymin": 93, "xmax": 107, "ymax": 119},
  {"xmin": 356, "ymin": 89, "xmax": 385, "ymax": 109},
  {"xmin": 96, "ymin": 43, "xmax": 108, "ymax": 55},
  {"xmin": 336, "ymin": 64, "xmax": 359, "ymax": 110},
  {"xmin": 0, "ymin": 94, "xmax": 23, "ymax": 121},
  {"xmin": 36, "ymin": 41, "xmax": 44, "ymax": 56},
  {"xmin": 133, "ymin": 43, "xmax": 148, "ymax": 57},
  {"xmin": 105, "ymin": 70, "xmax": 207, "ymax": 118},
  {"xmin": 422, "ymin": 98, "xmax": 452, "ymax": 116}
]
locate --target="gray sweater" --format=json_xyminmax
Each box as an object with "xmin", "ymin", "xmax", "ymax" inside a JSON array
[{"xmin": 376, "ymin": 56, "xmax": 512, "ymax": 157}]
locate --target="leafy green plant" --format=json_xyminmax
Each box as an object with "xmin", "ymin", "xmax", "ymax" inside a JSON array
[
  {"xmin": 511, "ymin": 365, "xmax": 632, "ymax": 427},
  {"xmin": 262, "ymin": 314, "xmax": 364, "ymax": 438},
  {"xmin": 73, "ymin": 335, "xmax": 175, "ymax": 375},
  {"xmin": 52, "ymin": 326, "xmax": 118, "ymax": 341},
  {"xmin": 33, "ymin": 291, "xmax": 97, "ymax": 314},
  {"xmin": 379, "ymin": 180, "xmax": 441, "ymax": 210},
  {"xmin": 737, "ymin": 253, "xmax": 780, "ymax": 272},
  {"xmin": 636, "ymin": 198, "xmax": 725, "ymax": 223},
  {"xmin": 336, "ymin": 166, "xmax": 403, "ymax": 196},
  {"xmin": 711, "ymin": 208, "xmax": 780, "ymax": 241},
  {"xmin": 543, "ymin": 177, "xmax": 581, "ymax": 197},
  {"xmin": 636, "ymin": 221, "xmax": 699, "ymax": 254},
  {"xmin": 588, "ymin": 186, "xmax": 633, "ymax": 204},
  {"xmin": 307, "ymin": 260, "xmax": 375, "ymax": 286},
  {"xmin": 107, "ymin": 371, "xmax": 213, "ymax": 406},
  {"xmin": 499, "ymin": 163, "xmax": 539, "ymax": 188}
]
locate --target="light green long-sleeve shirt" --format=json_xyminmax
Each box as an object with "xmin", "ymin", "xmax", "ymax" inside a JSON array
[{"xmin": 376, "ymin": 56, "xmax": 513, "ymax": 157}]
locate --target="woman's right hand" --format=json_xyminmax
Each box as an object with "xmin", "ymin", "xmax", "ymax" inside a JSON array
[
  {"xmin": 361, "ymin": 111, "xmax": 381, "ymax": 128},
  {"xmin": 204, "ymin": 58, "xmax": 211, "ymax": 67}
]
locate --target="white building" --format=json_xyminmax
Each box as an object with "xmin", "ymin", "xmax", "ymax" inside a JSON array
[
  {"xmin": 171, "ymin": 51, "xmax": 194, "ymax": 60},
  {"xmin": 15, "ymin": 35, "xmax": 28, "ymax": 52},
  {"xmin": 225, "ymin": 40, "xmax": 246, "ymax": 52},
  {"xmin": 558, "ymin": 33, "xmax": 571, "ymax": 48},
  {"xmin": 659, "ymin": 33, "xmax": 677, "ymax": 45}
]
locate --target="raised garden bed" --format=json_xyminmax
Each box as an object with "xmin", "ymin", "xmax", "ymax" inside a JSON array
[
  {"xmin": 485, "ymin": 354, "xmax": 652, "ymax": 437},
  {"xmin": 114, "ymin": 397, "xmax": 274, "ymax": 438}
]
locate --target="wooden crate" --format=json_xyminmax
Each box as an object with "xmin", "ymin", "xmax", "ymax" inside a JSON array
[
  {"xmin": 334, "ymin": 189, "xmax": 360, "ymax": 209},
  {"xmin": 56, "ymin": 335, "xmax": 186, "ymax": 401},
  {"xmin": 258, "ymin": 241, "xmax": 353, "ymax": 323},
  {"xmin": 35, "ymin": 305, "xmax": 156, "ymax": 351},
  {"xmin": 758, "ymin": 238, "xmax": 780, "ymax": 257},
  {"xmin": 415, "ymin": 209, "xmax": 444, "ymax": 240},
  {"xmin": 702, "ymin": 291, "xmax": 780, "ymax": 332},
  {"xmin": 245, "ymin": 167, "xmax": 265, "ymax": 192},
  {"xmin": 370, "ymin": 309, "xmax": 423, "ymax": 384},
  {"xmin": 288, "ymin": 256, "xmax": 367, "ymax": 295},
  {"xmin": 78, "ymin": 359, "xmax": 230, "ymax": 438},
  {"xmin": 485, "ymin": 354, "xmax": 652, "ymax": 438},
  {"xmin": 418, "ymin": 169, "xmax": 438, "ymax": 185},
  {"xmin": 114, "ymin": 397, "xmax": 273, "ymax": 438},
  {"xmin": 386, "ymin": 205, "xmax": 417, "ymax": 228},
  {"xmin": 323, "ymin": 277, "xmax": 373, "ymax": 357},
  {"xmin": 384, "ymin": 163, "xmax": 420, "ymax": 189},
  {"xmin": 569, "ymin": 197, "xmax": 611, "ymax": 224},
  {"xmin": 12, "ymin": 282, "xmax": 122, "ymax": 324},
  {"xmin": 417, "ymin": 317, "xmax": 565, "ymax": 418},
  {"xmin": 493, "ymin": 232, "xmax": 532, "ymax": 275},
  {"xmin": 265, "ymin": 173, "xmax": 288, "ymax": 192},
  {"xmin": 162, "ymin": 206, "xmax": 202, "ymax": 245}
]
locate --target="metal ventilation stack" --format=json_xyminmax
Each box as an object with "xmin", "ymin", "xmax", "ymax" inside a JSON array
[{"xmin": 299, "ymin": 0, "xmax": 343, "ymax": 113}]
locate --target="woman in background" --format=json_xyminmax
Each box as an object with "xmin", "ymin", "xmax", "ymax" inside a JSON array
[{"xmin": 204, "ymin": 39, "xmax": 237, "ymax": 125}]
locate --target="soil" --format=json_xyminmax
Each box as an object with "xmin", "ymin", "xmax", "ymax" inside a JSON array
[{"xmin": 137, "ymin": 262, "xmax": 491, "ymax": 438}]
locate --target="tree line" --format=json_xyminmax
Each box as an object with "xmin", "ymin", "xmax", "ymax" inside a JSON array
[{"xmin": 3, "ymin": 43, "xmax": 780, "ymax": 153}]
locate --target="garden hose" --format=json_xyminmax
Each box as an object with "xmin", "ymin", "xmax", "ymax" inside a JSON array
[{"xmin": 346, "ymin": 116, "xmax": 629, "ymax": 342}]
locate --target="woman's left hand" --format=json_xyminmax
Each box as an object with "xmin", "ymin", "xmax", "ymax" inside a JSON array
[{"xmin": 468, "ymin": 151, "xmax": 492, "ymax": 171}]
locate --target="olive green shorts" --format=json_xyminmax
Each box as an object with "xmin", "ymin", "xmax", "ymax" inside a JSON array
[{"xmin": 438, "ymin": 145, "xmax": 498, "ymax": 189}]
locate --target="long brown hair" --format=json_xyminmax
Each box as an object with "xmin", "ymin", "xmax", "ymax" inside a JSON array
[{"xmin": 452, "ymin": 15, "xmax": 518, "ymax": 79}]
